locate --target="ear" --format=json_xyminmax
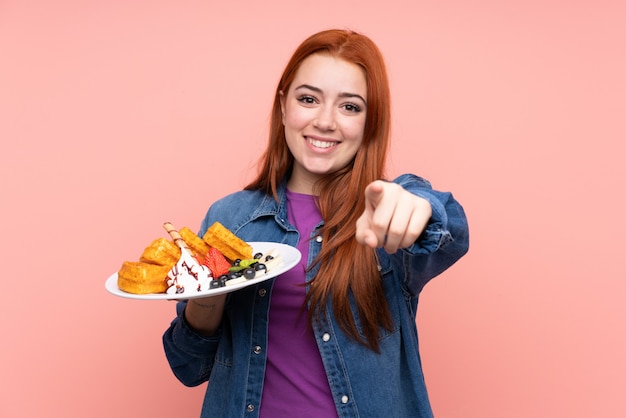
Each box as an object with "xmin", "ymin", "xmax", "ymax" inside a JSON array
[{"xmin": 279, "ymin": 90, "xmax": 286, "ymax": 124}]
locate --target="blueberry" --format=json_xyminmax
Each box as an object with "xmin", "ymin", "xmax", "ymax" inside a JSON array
[
  {"xmin": 254, "ymin": 252, "xmax": 263, "ymax": 259},
  {"xmin": 243, "ymin": 268, "xmax": 256, "ymax": 280}
]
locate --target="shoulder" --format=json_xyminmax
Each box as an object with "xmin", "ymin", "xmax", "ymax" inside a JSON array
[
  {"xmin": 199, "ymin": 189, "xmax": 277, "ymax": 235},
  {"xmin": 212, "ymin": 189, "xmax": 267, "ymax": 210}
]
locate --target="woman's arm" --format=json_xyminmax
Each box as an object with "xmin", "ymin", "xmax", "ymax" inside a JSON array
[
  {"xmin": 358, "ymin": 174, "xmax": 470, "ymax": 293},
  {"xmin": 162, "ymin": 296, "xmax": 226, "ymax": 387},
  {"xmin": 183, "ymin": 294, "xmax": 227, "ymax": 336}
]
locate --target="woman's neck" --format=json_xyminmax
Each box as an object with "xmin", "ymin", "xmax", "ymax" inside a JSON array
[{"xmin": 286, "ymin": 170, "xmax": 319, "ymax": 195}]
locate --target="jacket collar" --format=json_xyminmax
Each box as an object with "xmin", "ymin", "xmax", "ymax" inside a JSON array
[{"xmin": 249, "ymin": 180, "xmax": 290, "ymax": 226}]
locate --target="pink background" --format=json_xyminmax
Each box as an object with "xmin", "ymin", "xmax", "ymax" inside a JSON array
[{"xmin": 1, "ymin": 1, "xmax": 625, "ymax": 417}]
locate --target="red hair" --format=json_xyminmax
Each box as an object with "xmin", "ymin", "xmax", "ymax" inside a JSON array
[{"xmin": 245, "ymin": 29, "xmax": 392, "ymax": 351}]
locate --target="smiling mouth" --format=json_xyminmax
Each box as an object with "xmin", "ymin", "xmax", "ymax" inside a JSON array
[{"xmin": 306, "ymin": 137, "xmax": 338, "ymax": 149}]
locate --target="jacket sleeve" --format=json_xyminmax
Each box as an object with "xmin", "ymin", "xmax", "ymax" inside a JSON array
[
  {"xmin": 162, "ymin": 198, "xmax": 237, "ymax": 386},
  {"xmin": 393, "ymin": 174, "xmax": 470, "ymax": 294},
  {"xmin": 162, "ymin": 300, "xmax": 220, "ymax": 387}
]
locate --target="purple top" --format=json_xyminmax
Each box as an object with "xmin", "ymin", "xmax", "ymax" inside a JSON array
[{"xmin": 259, "ymin": 190, "xmax": 337, "ymax": 417}]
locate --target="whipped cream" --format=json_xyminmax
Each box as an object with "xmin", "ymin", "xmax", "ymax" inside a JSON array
[
  {"xmin": 166, "ymin": 247, "xmax": 213, "ymax": 295},
  {"xmin": 259, "ymin": 249, "xmax": 282, "ymax": 272}
]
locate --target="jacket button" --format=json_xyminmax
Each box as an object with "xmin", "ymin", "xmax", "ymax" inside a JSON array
[
  {"xmin": 322, "ymin": 333, "xmax": 330, "ymax": 342},
  {"xmin": 258, "ymin": 288, "xmax": 267, "ymax": 297},
  {"xmin": 316, "ymin": 235, "xmax": 323, "ymax": 243},
  {"xmin": 341, "ymin": 395, "xmax": 349, "ymax": 404},
  {"xmin": 247, "ymin": 404, "xmax": 255, "ymax": 412},
  {"xmin": 253, "ymin": 345, "xmax": 262, "ymax": 354}
]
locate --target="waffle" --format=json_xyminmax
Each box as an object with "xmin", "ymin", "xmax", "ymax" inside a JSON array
[
  {"xmin": 139, "ymin": 238, "xmax": 181, "ymax": 266},
  {"xmin": 202, "ymin": 221, "xmax": 253, "ymax": 261},
  {"xmin": 117, "ymin": 261, "xmax": 170, "ymax": 294}
]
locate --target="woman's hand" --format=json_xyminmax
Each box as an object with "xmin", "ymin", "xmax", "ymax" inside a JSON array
[{"xmin": 356, "ymin": 180, "xmax": 432, "ymax": 254}]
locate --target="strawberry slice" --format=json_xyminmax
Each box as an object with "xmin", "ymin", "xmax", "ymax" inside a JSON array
[{"xmin": 204, "ymin": 247, "xmax": 232, "ymax": 277}]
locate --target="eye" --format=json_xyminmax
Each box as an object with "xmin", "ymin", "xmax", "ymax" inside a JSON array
[
  {"xmin": 296, "ymin": 95, "xmax": 317, "ymax": 105},
  {"xmin": 342, "ymin": 103, "xmax": 362, "ymax": 113}
]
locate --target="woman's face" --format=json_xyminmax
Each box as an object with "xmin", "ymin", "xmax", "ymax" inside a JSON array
[{"xmin": 280, "ymin": 53, "xmax": 367, "ymax": 193}]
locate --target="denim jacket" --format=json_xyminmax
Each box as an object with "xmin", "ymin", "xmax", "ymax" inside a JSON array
[{"xmin": 163, "ymin": 174, "xmax": 469, "ymax": 418}]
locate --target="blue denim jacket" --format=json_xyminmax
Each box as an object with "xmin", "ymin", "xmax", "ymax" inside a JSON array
[{"xmin": 163, "ymin": 174, "xmax": 469, "ymax": 418}]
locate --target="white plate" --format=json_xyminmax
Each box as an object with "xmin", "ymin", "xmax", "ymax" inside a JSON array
[{"xmin": 105, "ymin": 242, "xmax": 301, "ymax": 300}]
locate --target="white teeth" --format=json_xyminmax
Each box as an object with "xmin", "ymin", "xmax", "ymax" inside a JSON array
[{"xmin": 307, "ymin": 138, "xmax": 336, "ymax": 149}]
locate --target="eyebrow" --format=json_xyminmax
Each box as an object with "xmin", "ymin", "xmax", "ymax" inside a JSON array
[{"xmin": 294, "ymin": 84, "xmax": 367, "ymax": 105}]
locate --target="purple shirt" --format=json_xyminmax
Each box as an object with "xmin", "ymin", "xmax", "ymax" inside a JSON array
[{"xmin": 259, "ymin": 190, "xmax": 337, "ymax": 417}]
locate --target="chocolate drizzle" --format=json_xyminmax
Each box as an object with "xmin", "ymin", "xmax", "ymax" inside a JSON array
[{"xmin": 181, "ymin": 261, "xmax": 199, "ymax": 280}]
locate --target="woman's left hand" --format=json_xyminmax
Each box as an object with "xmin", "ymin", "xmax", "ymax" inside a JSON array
[{"xmin": 356, "ymin": 180, "xmax": 432, "ymax": 254}]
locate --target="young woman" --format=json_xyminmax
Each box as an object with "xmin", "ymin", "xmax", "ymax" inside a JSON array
[{"xmin": 163, "ymin": 29, "xmax": 469, "ymax": 418}]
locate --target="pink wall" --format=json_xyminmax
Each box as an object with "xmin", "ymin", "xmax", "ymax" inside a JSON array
[{"xmin": 1, "ymin": 1, "xmax": 624, "ymax": 417}]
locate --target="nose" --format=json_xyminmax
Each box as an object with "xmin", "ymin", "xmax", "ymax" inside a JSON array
[{"xmin": 313, "ymin": 105, "xmax": 337, "ymax": 131}]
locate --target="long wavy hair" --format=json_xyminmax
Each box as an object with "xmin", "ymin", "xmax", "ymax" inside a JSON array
[{"xmin": 245, "ymin": 29, "xmax": 392, "ymax": 352}]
